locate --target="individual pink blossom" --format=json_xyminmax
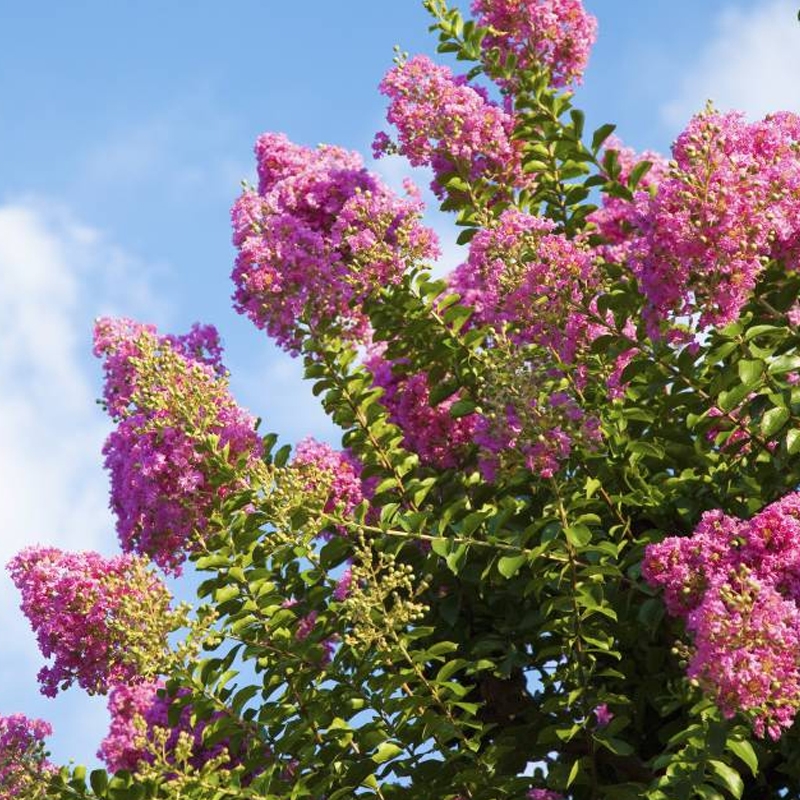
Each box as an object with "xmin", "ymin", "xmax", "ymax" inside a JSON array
[
  {"xmin": 7, "ymin": 547, "xmax": 178, "ymax": 697},
  {"xmin": 0, "ymin": 714, "xmax": 54, "ymax": 796},
  {"xmin": 375, "ymin": 55, "xmax": 526, "ymax": 199},
  {"xmin": 593, "ymin": 703, "xmax": 613, "ymax": 727},
  {"xmin": 472, "ymin": 0, "xmax": 597, "ymax": 88},
  {"xmin": 333, "ymin": 567, "xmax": 353, "ymax": 602},
  {"xmin": 449, "ymin": 208, "xmax": 599, "ymax": 362},
  {"xmin": 231, "ymin": 132, "xmax": 439, "ymax": 354},
  {"xmin": 95, "ymin": 318, "xmax": 262, "ymax": 573},
  {"xmin": 630, "ymin": 109, "xmax": 800, "ymax": 330}
]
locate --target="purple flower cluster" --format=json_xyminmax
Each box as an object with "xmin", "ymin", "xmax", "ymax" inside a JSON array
[
  {"xmin": 364, "ymin": 349, "xmax": 478, "ymax": 470},
  {"xmin": 588, "ymin": 136, "xmax": 669, "ymax": 265},
  {"xmin": 98, "ymin": 682, "xmax": 259, "ymax": 775},
  {"xmin": 375, "ymin": 55, "xmax": 525, "ymax": 199},
  {"xmin": 527, "ymin": 790, "xmax": 564, "ymax": 800},
  {"xmin": 7, "ymin": 547, "xmax": 176, "ymax": 697},
  {"xmin": 472, "ymin": 0, "xmax": 598, "ymax": 88},
  {"xmin": 629, "ymin": 110, "xmax": 800, "ymax": 329},
  {"xmin": 474, "ymin": 392, "xmax": 601, "ymax": 482},
  {"xmin": 231, "ymin": 132, "xmax": 439, "ymax": 354},
  {"xmin": 291, "ymin": 438, "xmax": 366, "ymax": 525},
  {"xmin": 94, "ymin": 317, "xmax": 225, "ymax": 418},
  {"xmin": 644, "ymin": 493, "xmax": 800, "ymax": 739},
  {"xmin": 450, "ymin": 209, "xmax": 599, "ymax": 361},
  {"xmin": 0, "ymin": 714, "xmax": 54, "ymax": 797},
  {"xmin": 95, "ymin": 317, "xmax": 262, "ymax": 573}
]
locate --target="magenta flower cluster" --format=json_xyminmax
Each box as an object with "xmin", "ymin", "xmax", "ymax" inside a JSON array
[
  {"xmin": 7, "ymin": 547, "xmax": 175, "ymax": 698},
  {"xmin": 98, "ymin": 682, "xmax": 256, "ymax": 775},
  {"xmin": 94, "ymin": 317, "xmax": 225, "ymax": 418},
  {"xmin": 292, "ymin": 437, "xmax": 366, "ymax": 525},
  {"xmin": 95, "ymin": 317, "xmax": 262, "ymax": 573},
  {"xmin": 629, "ymin": 110, "xmax": 800, "ymax": 329},
  {"xmin": 375, "ymin": 55, "xmax": 525, "ymax": 199},
  {"xmin": 364, "ymin": 349, "xmax": 478, "ymax": 470},
  {"xmin": 644, "ymin": 493, "xmax": 800, "ymax": 739},
  {"xmin": 231, "ymin": 132, "xmax": 439, "ymax": 354},
  {"xmin": 450, "ymin": 208, "xmax": 599, "ymax": 360},
  {"xmin": 587, "ymin": 135, "xmax": 668, "ymax": 265},
  {"xmin": 97, "ymin": 681, "xmax": 162, "ymax": 772},
  {"xmin": 471, "ymin": 0, "xmax": 597, "ymax": 88},
  {"xmin": 473, "ymin": 393, "xmax": 601, "ymax": 482},
  {"xmin": 0, "ymin": 714, "xmax": 54, "ymax": 796},
  {"xmin": 527, "ymin": 790, "xmax": 564, "ymax": 800}
]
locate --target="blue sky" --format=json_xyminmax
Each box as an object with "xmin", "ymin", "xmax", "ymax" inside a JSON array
[{"xmin": 1, "ymin": 0, "xmax": 799, "ymax": 770}]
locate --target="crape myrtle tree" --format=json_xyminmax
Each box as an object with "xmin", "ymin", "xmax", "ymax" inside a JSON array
[{"xmin": 5, "ymin": 1, "xmax": 800, "ymax": 798}]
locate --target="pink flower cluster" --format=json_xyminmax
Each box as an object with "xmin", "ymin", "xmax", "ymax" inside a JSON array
[
  {"xmin": 472, "ymin": 0, "xmax": 597, "ymax": 88},
  {"xmin": 94, "ymin": 317, "xmax": 225, "ymax": 418},
  {"xmin": 0, "ymin": 714, "xmax": 54, "ymax": 796},
  {"xmin": 587, "ymin": 136, "xmax": 668, "ymax": 265},
  {"xmin": 7, "ymin": 547, "xmax": 176, "ymax": 697},
  {"xmin": 364, "ymin": 349, "xmax": 478, "ymax": 470},
  {"xmin": 644, "ymin": 493, "xmax": 800, "ymax": 739},
  {"xmin": 95, "ymin": 318, "xmax": 262, "ymax": 573},
  {"xmin": 375, "ymin": 55, "xmax": 525, "ymax": 199},
  {"xmin": 527, "ymin": 790, "xmax": 564, "ymax": 800},
  {"xmin": 291, "ymin": 438, "xmax": 366, "ymax": 528},
  {"xmin": 99, "ymin": 682, "xmax": 258, "ymax": 775},
  {"xmin": 630, "ymin": 110, "xmax": 800, "ymax": 329},
  {"xmin": 231, "ymin": 132, "xmax": 439, "ymax": 354},
  {"xmin": 450, "ymin": 208, "xmax": 599, "ymax": 361},
  {"xmin": 474, "ymin": 392, "xmax": 601, "ymax": 481}
]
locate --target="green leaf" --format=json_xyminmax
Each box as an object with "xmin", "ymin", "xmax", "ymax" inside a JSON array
[
  {"xmin": 787, "ymin": 428, "xmax": 800, "ymax": 454},
  {"xmin": 718, "ymin": 384, "xmax": 750, "ymax": 413},
  {"xmin": 737, "ymin": 359, "xmax": 763, "ymax": 387},
  {"xmin": 585, "ymin": 477, "xmax": 602, "ymax": 499},
  {"xmin": 372, "ymin": 742, "xmax": 403, "ymax": 764},
  {"xmin": 628, "ymin": 159, "xmax": 653, "ymax": 189},
  {"xmin": 708, "ymin": 759, "xmax": 744, "ymax": 799},
  {"xmin": 498, "ymin": 554, "xmax": 527, "ymax": 579},
  {"xmin": 768, "ymin": 353, "xmax": 800, "ymax": 375},
  {"xmin": 90, "ymin": 770, "xmax": 109, "ymax": 795},
  {"xmin": 592, "ymin": 123, "xmax": 617, "ymax": 154},
  {"xmin": 449, "ymin": 398, "xmax": 477, "ymax": 418},
  {"xmin": 744, "ymin": 324, "xmax": 783, "ymax": 340},
  {"xmin": 726, "ymin": 738, "xmax": 758, "ymax": 777},
  {"xmin": 273, "ymin": 443, "xmax": 292, "ymax": 468},
  {"xmin": 570, "ymin": 109, "xmax": 586, "ymax": 139},
  {"xmin": 566, "ymin": 758, "xmax": 581, "ymax": 788},
  {"xmin": 565, "ymin": 524, "xmax": 592, "ymax": 547},
  {"xmin": 761, "ymin": 405, "xmax": 790, "ymax": 438},
  {"xmin": 597, "ymin": 736, "xmax": 634, "ymax": 756}
]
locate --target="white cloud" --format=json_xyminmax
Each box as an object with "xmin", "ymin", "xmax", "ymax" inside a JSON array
[
  {"xmin": 663, "ymin": 0, "xmax": 800, "ymax": 128},
  {"xmin": 0, "ymin": 198, "xmax": 158, "ymax": 763}
]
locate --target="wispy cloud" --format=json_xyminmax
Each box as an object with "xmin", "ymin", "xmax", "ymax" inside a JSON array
[
  {"xmin": 0, "ymin": 198, "xmax": 158, "ymax": 763},
  {"xmin": 662, "ymin": 0, "xmax": 800, "ymax": 128},
  {"xmin": 80, "ymin": 96, "xmax": 251, "ymax": 202}
]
